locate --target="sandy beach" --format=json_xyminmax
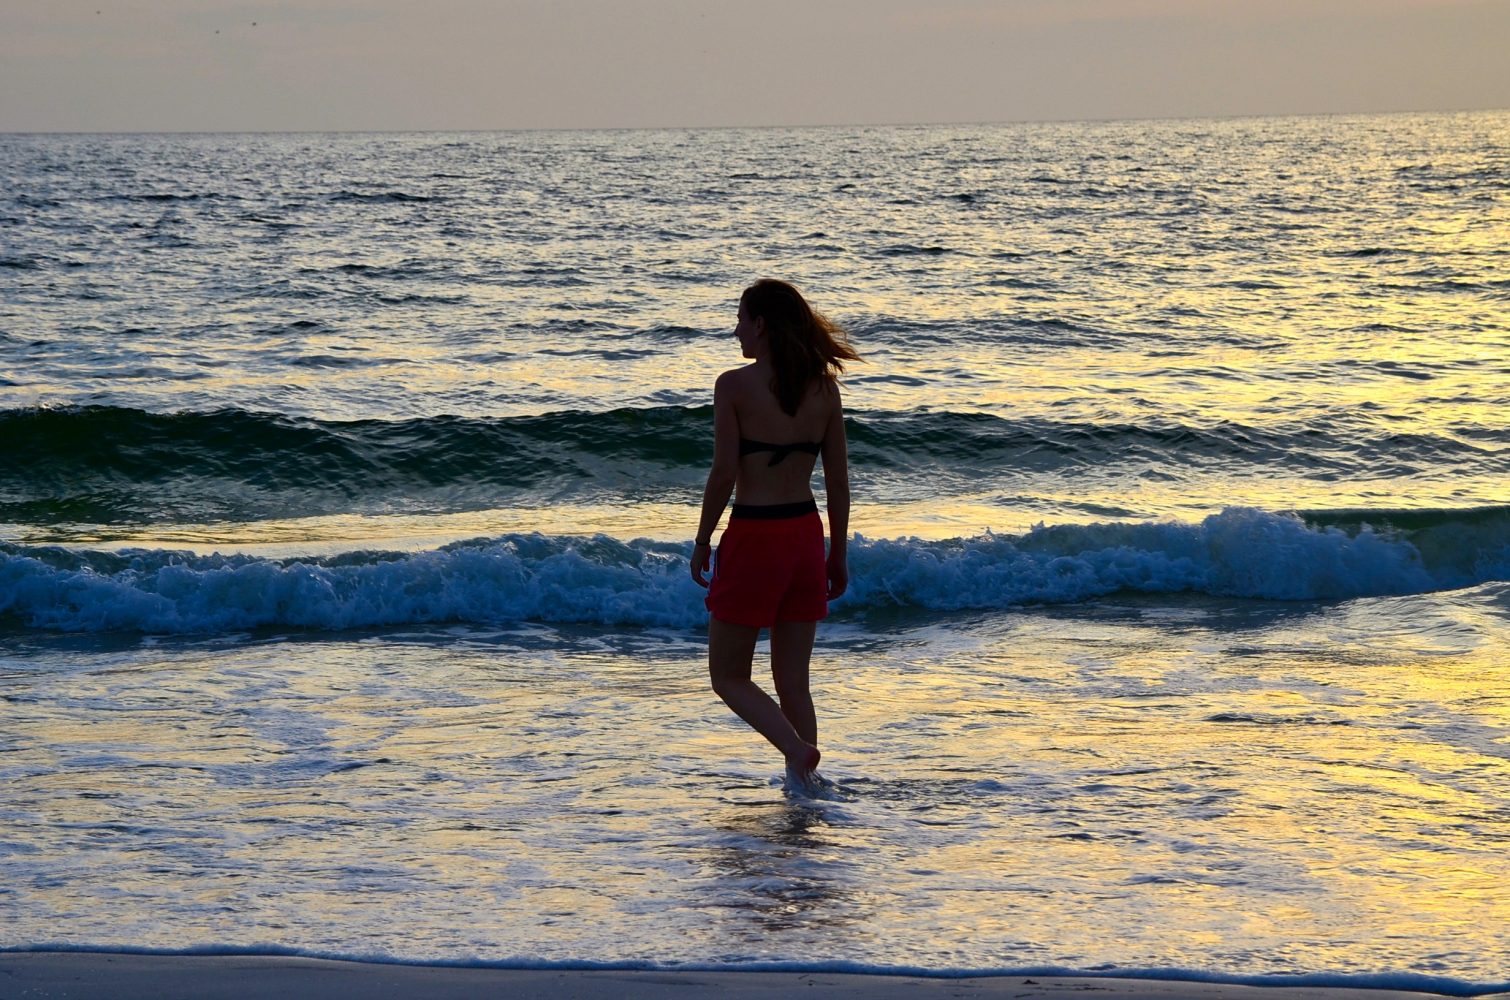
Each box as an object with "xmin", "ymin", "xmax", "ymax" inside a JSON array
[{"xmin": 3, "ymin": 954, "xmax": 1506, "ymax": 1000}]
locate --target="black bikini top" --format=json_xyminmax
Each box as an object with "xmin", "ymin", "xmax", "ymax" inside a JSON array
[{"xmin": 739, "ymin": 437, "xmax": 822, "ymax": 466}]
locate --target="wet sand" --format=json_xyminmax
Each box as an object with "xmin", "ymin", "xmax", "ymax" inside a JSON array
[{"xmin": 3, "ymin": 953, "xmax": 1505, "ymax": 1000}]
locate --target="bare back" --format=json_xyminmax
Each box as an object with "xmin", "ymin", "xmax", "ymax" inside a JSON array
[{"xmin": 718, "ymin": 362, "xmax": 843, "ymax": 506}]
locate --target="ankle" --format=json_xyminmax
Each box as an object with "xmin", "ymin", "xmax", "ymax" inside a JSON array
[{"xmin": 787, "ymin": 742, "xmax": 820, "ymax": 774}]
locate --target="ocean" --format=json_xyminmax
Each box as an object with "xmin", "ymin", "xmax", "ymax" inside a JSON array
[{"xmin": 2, "ymin": 112, "xmax": 1508, "ymax": 991}]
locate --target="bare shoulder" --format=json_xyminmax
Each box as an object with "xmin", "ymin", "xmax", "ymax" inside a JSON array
[
  {"xmin": 819, "ymin": 375, "xmax": 844, "ymax": 412},
  {"xmin": 716, "ymin": 364, "xmax": 761, "ymax": 398}
]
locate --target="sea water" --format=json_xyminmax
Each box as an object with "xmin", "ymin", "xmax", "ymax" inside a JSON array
[{"xmin": 2, "ymin": 113, "xmax": 1508, "ymax": 990}]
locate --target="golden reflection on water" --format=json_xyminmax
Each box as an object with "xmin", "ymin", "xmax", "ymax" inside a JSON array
[
  {"xmin": 9, "ymin": 587, "xmax": 1509, "ymax": 968},
  {"xmin": 703, "ymin": 803, "xmax": 861, "ymax": 937}
]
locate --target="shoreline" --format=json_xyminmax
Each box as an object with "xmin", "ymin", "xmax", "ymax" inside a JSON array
[{"xmin": 4, "ymin": 953, "xmax": 1509, "ymax": 1000}]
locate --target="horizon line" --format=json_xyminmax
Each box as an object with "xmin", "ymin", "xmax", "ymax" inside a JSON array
[{"xmin": 3, "ymin": 104, "xmax": 1506, "ymax": 138}]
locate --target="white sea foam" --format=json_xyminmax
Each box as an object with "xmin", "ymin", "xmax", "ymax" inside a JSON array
[
  {"xmin": 849, "ymin": 507, "xmax": 1480, "ymax": 609},
  {"xmin": 3, "ymin": 509, "xmax": 1504, "ymax": 634}
]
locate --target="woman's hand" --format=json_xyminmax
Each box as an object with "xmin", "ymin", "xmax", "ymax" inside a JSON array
[
  {"xmin": 826, "ymin": 553, "xmax": 848, "ymax": 600},
  {"xmin": 691, "ymin": 542, "xmax": 712, "ymax": 588}
]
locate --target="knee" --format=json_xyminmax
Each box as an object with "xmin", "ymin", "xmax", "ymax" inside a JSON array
[{"xmin": 708, "ymin": 668, "xmax": 739, "ymax": 700}]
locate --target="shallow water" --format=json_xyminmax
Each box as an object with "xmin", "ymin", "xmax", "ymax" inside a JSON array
[{"xmin": 6, "ymin": 584, "xmax": 1509, "ymax": 979}]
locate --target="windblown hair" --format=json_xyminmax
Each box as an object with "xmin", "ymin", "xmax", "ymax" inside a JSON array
[{"xmin": 740, "ymin": 279, "xmax": 860, "ymax": 416}]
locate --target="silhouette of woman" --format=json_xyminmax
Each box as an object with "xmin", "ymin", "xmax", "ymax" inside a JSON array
[{"xmin": 691, "ymin": 279, "xmax": 858, "ymax": 784}]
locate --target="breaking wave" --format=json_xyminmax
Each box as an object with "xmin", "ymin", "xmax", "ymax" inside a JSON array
[{"xmin": 4, "ymin": 507, "xmax": 1506, "ymax": 634}]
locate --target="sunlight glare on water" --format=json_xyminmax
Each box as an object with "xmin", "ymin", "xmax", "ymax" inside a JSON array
[{"xmin": 7, "ymin": 586, "xmax": 1508, "ymax": 974}]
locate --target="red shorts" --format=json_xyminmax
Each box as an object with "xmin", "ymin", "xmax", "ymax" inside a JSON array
[{"xmin": 705, "ymin": 509, "xmax": 829, "ymax": 627}]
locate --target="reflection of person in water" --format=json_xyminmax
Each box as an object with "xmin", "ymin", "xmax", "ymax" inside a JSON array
[{"xmin": 690, "ymin": 279, "xmax": 859, "ymax": 783}]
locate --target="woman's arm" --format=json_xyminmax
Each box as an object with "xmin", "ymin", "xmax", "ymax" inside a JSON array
[
  {"xmin": 820, "ymin": 381, "xmax": 850, "ymax": 599},
  {"xmin": 691, "ymin": 372, "xmax": 741, "ymax": 587}
]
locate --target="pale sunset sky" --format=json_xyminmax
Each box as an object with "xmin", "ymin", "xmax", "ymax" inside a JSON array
[{"xmin": 2, "ymin": 0, "xmax": 1506, "ymax": 132}]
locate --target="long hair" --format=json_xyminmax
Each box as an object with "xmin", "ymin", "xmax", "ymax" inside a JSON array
[{"xmin": 740, "ymin": 279, "xmax": 860, "ymax": 416}]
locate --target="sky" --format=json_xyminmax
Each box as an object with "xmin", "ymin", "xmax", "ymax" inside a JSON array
[{"xmin": 1, "ymin": 0, "xmax": 1507, "ymax": 132}]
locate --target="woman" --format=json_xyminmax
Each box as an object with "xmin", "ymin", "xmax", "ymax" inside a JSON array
[{"xmin": 690, "ymin": 279, "xmax": 858, "ymax": 784}]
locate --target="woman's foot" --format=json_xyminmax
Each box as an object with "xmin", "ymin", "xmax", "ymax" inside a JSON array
[
  {"xmin": 783, "ymin": 744, "xmax": 827, "ymax": 797},
  {"xmin": 786, "ymin": 742, "xmax": 820, "ymax": 776}
]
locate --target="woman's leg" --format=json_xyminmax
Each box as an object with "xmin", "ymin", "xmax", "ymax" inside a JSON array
[
  {"xmin": 708, "ymin": 617, "xmax": 819, "ymax": 771},
  {"xmin": 769, "ymin": 618, "xmax": 818, "ymax": 748}
]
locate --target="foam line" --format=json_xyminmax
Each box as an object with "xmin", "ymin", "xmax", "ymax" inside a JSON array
[{"xmin": 3, "ymin": 508, "xmax": 1506, "ymax": 633}]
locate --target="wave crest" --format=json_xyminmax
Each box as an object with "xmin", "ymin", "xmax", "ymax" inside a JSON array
[
  {"xmin": 6, "ymin": 405, "xmax": 1505, "ymax": 525},
  {"xmin": 4, "ymin": 508, "xmax": 1506, "ymax": 634}
]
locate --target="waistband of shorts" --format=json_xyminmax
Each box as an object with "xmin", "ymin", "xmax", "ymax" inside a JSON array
[{"xmin": 729, "ymin": 498, "xmax": 818, "ymax": 521}]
